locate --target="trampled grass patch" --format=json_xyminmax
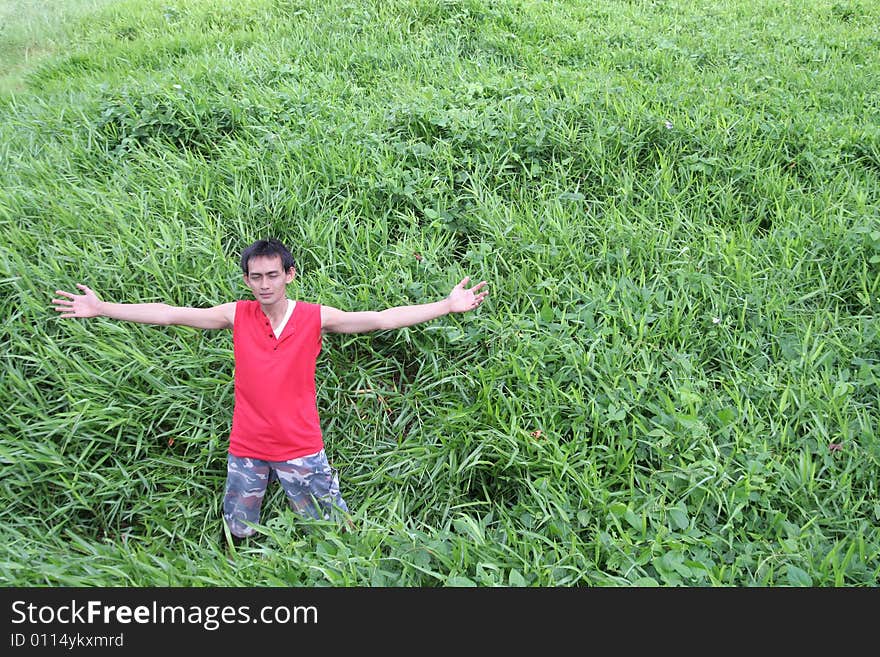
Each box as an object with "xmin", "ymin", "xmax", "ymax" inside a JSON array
[{"xmin": 1, "ymin": 0, "xmax": 878, "ymax": 586}]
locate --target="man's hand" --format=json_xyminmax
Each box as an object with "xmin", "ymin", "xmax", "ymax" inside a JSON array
[
  {"xmin": 51, "ymin": 284, "xmax": 102, "ymax": 318},
  {"xmin": 447, "ymin": 276, "xmax": 488, "ymax": 313}
]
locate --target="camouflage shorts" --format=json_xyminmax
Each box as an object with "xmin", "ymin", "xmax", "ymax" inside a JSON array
[{"xmin": 223, "ymin": 449, "xmax": 349, "ymax": 538}]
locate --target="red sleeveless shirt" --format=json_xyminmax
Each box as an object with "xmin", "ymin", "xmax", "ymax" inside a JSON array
[{"xmin": 228, "ymin": 299, "xmax": 324, "ymax": 460}]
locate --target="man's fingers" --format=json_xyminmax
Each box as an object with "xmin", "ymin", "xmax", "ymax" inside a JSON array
[
  {"xmin": 469, "ymin": 280, "xmax": 487, "ymax": 292},
  {"xmin": 54, "ymin": 290, "xmax": 74, "ymax": 299}
]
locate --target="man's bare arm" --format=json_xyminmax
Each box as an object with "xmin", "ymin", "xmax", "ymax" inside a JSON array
[
  {"xmin": 52, "ymin": 284, "xmax": 234, "ymax": 330},
  {"xmin": 321, "ymin": 276, "xmax": 488, "ymax": 334}
]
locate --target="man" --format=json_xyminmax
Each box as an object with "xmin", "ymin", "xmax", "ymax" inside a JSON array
[{"xmin": 51, "ymin": 238, "xmax": 488, "ymax": 545}]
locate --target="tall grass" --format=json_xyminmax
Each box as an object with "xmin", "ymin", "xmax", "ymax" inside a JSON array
[{"xmin": 1, "ymin": 0, "xmax": 878, "ymax": 586}]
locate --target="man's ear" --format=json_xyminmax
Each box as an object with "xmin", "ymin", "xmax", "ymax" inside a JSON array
[{"xmin": 286, "ymin": 267, "xmax": 296, "ymax": 282}]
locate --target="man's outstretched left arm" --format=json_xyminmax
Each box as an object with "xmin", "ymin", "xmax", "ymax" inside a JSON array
[{"xmin": 321, "ymin": 276, "xmax": 488, "ymax": 334}]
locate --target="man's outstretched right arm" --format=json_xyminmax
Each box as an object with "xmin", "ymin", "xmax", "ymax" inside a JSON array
[{"xmin": 52, "ymin": 284, "xmax": 234, "ymax": 330}]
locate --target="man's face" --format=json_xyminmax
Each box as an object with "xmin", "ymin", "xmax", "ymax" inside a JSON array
[{"xmin": 243, "ymin": 255, "xmax": 294, "ymax": 306}]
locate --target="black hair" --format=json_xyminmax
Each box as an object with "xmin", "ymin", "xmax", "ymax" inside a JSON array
[{"xmin": 240, "ymin": 238, "xmax": 296, "ymax": 275}]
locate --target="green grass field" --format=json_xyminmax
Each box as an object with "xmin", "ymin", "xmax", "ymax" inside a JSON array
[{"xmin": 2, "ymin": 0, "xmax": 878, "ymax": 586}]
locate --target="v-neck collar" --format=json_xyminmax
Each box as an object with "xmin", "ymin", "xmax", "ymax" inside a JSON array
[{"xmin": 272, "ymin": 299, "xmax": 296, "ymax": 338}]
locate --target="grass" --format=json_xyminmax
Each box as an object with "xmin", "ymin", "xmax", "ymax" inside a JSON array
[
  {"xmin": 1, "ymin": 0, "xmax": 879, "ymax": 586},
  {"xmin": 0, "ymin": 0, "xmax": 120, "ymax": 94}
]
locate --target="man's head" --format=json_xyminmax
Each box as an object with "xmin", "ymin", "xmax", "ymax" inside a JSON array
[{"xmin": 240, "ymin": 239, "xmax": 296, "ymax": 306}]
